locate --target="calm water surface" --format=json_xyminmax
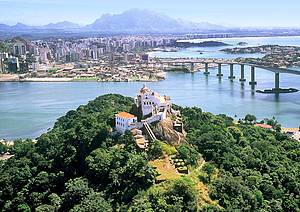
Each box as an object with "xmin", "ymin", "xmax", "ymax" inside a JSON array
[{"xmin": 1, "ymin": 36, "xmax": 300, "ymax": 139}]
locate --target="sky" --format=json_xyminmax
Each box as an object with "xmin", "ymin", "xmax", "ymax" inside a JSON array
[{"xmin": 0, "ymin": 0, "xmax": 299, "ymax": 27}]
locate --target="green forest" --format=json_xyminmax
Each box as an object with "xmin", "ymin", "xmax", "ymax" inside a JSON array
[{"xmin": 0, "ymin": 94, "xmax": 299, "ymax": 211}]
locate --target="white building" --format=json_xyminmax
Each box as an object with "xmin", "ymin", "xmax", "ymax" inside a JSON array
[
  {"xmin": 135, "ymin": 85, "xmax": 171, "ymax": 120},
  {"xmin": 38, "ymin": 48, "xmax": 51, "ymax": 64},
  {"xmin": 115, "ymin": 112, "xmax": 138, "ymax": 133},
  {"xmin": 90, "ymin": 49, "xmax": 98, "ymax": 60},
  {"xmin": 0, "ymin": 53, "xmax": 7, "ymax": 73},
  {"xmin": 122, "ymin": 43, "xmax": 130, "ymax": 52}
]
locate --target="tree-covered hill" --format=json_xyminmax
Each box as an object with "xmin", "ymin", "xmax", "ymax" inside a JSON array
[
  {"xmin": 0, "ymin": 94, "xmax": 299, "ymax": 211},
  {"xmin": 180, "ymin": 107, "xmax": 300, "ymax": 211}
]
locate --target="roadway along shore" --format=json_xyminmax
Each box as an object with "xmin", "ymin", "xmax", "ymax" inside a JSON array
[{"xmin": 0, "ymin": 74, "xmax": 163, "ymax": 82}]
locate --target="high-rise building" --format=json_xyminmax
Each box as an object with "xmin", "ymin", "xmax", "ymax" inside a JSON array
[
  {"xmin": 0, "ymin": 55, "xmax": 3, "ymax": 73},
  {"xmin": 141, "ymin": 54, "xmax": 149, "ymax": 62},
  {"xmin": 32, "ymin": 62, "xmax": 39, "ymax": 72},
  {"xmin": 122, "ymin": 44, "xmax": 130, "ymax": 52},
  {"xmin": 13, "ymin": 42, "xmax": 26, "ymax": 56},
  {"xmin": 7, "ymin": 57, "xmax": 20, "ymax": 72},
  {"xmin": 90, "ymin": 49, "xmax": 98, "ymax": 60},
  {"xmin": 70, "ymin": 52, "xmax": 80, "ymax": 62}
]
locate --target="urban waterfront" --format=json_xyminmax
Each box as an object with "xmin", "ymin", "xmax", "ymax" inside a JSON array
[{"xmin": 1, "ymin": 36, "xmax": 300, "ymax": 140}]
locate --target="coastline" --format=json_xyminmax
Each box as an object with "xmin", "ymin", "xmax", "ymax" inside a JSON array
[
  {"xmin": 177, "ymin": 35, "xmax": 300, "ymax": 43},
  {"xmin": 0, "ymin": 74, "xmax": 19, "ymax": 82},
  {"xmin": 20, "ymin": 77, "xmax": 74, "ymax": 82},
  {"xmin": 0, "ymin": 76, "xmax": 163, "ymax": 83}
]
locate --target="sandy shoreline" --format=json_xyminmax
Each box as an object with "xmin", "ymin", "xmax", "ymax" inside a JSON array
[
  {"xmin": 0, "ymin": 74, "xmax": 19, "ymax": 82},
  {"xmin": 20, "ymin": 77, "xmax": 74, "ymax": 82}
]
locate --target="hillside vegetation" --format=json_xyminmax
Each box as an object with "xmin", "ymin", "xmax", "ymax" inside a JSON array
[{"xmin": 0, "ymin": 94, "xmax": 299, "ymax": 211}]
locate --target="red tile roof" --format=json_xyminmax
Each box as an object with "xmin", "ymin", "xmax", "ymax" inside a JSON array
[
  {"xmin": 255, "ymin": 123, "xmax": 273, "ymax": 129},
  {"xmin": 116, "ymin": 112, "xmax": 136, "ymax": 119}
]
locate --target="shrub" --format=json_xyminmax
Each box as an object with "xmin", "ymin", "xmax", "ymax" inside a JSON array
[
  {"xmin": 160, "ymin": 142, "xmax": 177, "ymax": 155},
  {"xmin": 177, "ymin": 144, "xmax": 200, "ymax": 166},
  {"xmin": 148, "ymin": 140, "xmax": 163, "ymax": 160},
  {"xmin": 199, "ymin": 173, "xmax": 209, "ymax": 184}
]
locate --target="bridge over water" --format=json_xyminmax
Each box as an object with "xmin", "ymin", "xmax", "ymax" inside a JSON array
[{"xmin": 156, "ymin": 58, "xmax": 300, "ymax": 93}]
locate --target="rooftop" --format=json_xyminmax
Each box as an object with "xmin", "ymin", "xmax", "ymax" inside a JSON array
[
  {"xmin": 116, "ymin": 112, "xmax": 136, "ymax": 119},
  {"xmin": 255, "ymin": 123, "xmax": 273, "ymax": 129},
  {"xmin": 140, "ymin": 84, "xmax": 151, "ymax": 94}
]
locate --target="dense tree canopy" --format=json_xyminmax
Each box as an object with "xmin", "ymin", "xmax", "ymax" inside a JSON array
[
  {"xmin": 0, "ymin": 95, "xmax": 155, "ymax": 211},
  {"xmin": 180, "ymin": 106, "xmax": 300, "ymax": 211},
  {"xmin": 0, "ymin": 94, "xmax": 299, "ymax": 211}
]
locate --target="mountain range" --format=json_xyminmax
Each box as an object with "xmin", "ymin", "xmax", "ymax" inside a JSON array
[{"xmin": 0, "ymin": 9, "xmax": 226, "ymax": 32}]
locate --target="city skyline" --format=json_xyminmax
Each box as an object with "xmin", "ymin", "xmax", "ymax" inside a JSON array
[{"xmin": 1, "ymin": 0, "xmax": 300, "ymax": 27}]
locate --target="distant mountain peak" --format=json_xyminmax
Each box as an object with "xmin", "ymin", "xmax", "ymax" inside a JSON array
[
  {"xmin": 43, "ymin": 21, "xmax": 81, "ymax": 29},
  {"xmin": 0, "ymin": 9, "xmax": 226, "ymax": 33},
  {"xmin": 12, "ymin": 22, "xmax": 33, "ymax": 30},
  {"xmin": 88, "ymin": 9, "xmax": 183, "ymax": 32},
  {"xmin": 86, "ymin": 9, "xmax": 226, "ymax": 32}
]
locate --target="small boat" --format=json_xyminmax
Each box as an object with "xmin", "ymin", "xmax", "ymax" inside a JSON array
[{"xmin": 256, "ymin": 88, "xmax": 299, "ymax": 94}]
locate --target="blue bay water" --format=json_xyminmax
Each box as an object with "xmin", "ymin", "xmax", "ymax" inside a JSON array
[{"xmin": 1, "ymin": 36, "xmax": 300, "ymax": 140}]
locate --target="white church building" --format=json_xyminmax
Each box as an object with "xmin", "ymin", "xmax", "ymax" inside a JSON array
[
  {"xmin": 135, "ymin": 85, "xmax": 171, "ymax": 121},
  {"xmin": 115, "ymin": 86, "xmax": 173, "ymax": 134}
]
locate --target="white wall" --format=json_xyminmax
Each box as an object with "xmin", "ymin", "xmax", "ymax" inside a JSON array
[
  {"xmin": 141, "ymin": 93, "xmax": 168, "ymax": 116},
  {"xmin": 115, "ymin": 116, "xmax": 138, "ymax": 133}
]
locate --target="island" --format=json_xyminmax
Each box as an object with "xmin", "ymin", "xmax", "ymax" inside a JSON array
[
  {"xmin": 1, "ymin": 87, "xmax": 300, "ymax": 211},
  {"xmin": 175, "ymin": 41, "xmax": 231, "ymax": 48},
  {"xmin": 237, "ymin": 41, "xmax": 248, "ymax": 46},
  {"xmin": 222, "ymin": 45, "xmax": 300, "ymax": 68}
]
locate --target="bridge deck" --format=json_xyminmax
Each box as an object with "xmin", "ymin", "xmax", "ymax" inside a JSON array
[
  {"xmin": 159, "ymin": 59, "xmax": 300, "ymax": 75},
  {"xmin": 243, "ymin": 63, "xmax": 300, "ymax": 75}
]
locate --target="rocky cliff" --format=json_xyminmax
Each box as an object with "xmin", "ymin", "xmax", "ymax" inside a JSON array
[{"xmin": 152, "ymin": 117, "xmax": 186, "ymax": 146}]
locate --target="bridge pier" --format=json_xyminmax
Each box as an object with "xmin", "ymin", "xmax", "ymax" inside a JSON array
[
  {"xmin": 249, "ymin": 66, "xmax": 257, "ymax": 85},
  {"xmin": 228, "ymin": 64, "xmax": 235, "ymax": 80},
  {"xmin": 239, "ymin": 64, "xmax": 246, "ymax": 82},
  {"xmin": 204, "ymin": 62, "xmax": 210, "ymax": 75},
  {"xmin": 217, "ymin": 63, "xmax": 223, "ymax": 77},
  {"xmin": 190, "ymin": 62, "xmax": 195, "ymax": 73},
  {"xmin": 275, "ymin": 72, "xmax": 280, "ymax": 91}
]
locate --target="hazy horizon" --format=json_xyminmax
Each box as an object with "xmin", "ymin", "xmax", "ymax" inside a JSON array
[{"xmin": 1, "ymin": 0, "xmax": 300, "ymax": 28}]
